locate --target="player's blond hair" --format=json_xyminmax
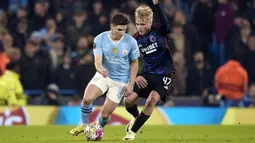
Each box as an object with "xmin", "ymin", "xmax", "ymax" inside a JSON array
[{"xmin": 135, "ymin": 5, "xmax": 153, "ymax": 22}]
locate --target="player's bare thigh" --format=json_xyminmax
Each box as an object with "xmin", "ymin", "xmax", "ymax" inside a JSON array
[
  {"xmin": 82, "ymin": 84, "xmax": 103, "ymax": 104},
  {"xmin": 82, "ymin": 72, "xmax": 107, "ymax": 105}
]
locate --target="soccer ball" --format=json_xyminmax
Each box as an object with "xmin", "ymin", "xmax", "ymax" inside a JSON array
[{"xmin": 84, "ymin": 122, "xmax": 104, "ymax": 141}]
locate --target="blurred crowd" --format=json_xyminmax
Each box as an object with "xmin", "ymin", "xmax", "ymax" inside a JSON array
[{"xmin": 0, "ymin": 0, "xmax": 254, "ymax": 107}]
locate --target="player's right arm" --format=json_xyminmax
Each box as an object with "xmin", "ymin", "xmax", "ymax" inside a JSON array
[
  {"xmin": 93, "ymin": 34, "xmax": 108, "ymax": 78},
  {"xmin": 152, "ymin": 0, "xmax": 171, "ymax": 34}
]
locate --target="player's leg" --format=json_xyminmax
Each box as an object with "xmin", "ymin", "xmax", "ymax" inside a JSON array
[
  {"xmin": 69, "ymin": 73, "xmax": 107, "ymax": 136},
  {"xmin": 98, "ymin": 80, "xmax": 127, "ymax": 127},
  {"xmin": 123, "ymin": 92, "xmax": 139, "ymax": 132},
  {"xmin": 98, "ymin": 97, "xmax": 118, "ymax": 127},
  {"xmin": 123, "ymin": 91, "xmax": 160, "ymax": 141},
  {"xmin": 131, "ymin": 91, "xmax": 160, "ymax": 131},
  {"xmin": 124, "ymin": 92, "xmax": 139, "ymax": 118},
  {"xmin": 80, "ymin": 84, "xmax": 103, "ymax": 125}
]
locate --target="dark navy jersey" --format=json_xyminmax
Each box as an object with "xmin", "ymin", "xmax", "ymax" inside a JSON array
[{"xmin": 133, "ymin": 3, "xmax": 175, "ymax": 75}]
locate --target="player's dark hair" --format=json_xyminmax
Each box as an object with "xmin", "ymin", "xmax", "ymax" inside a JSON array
[{"xmin": 111, "ymin": 13, "xmax": 129, "ymax": 25}]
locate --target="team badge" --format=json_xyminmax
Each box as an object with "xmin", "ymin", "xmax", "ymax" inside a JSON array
[
  {"xmin": 122, "ymin": 49, "xmax": 128, "ymax": 56},
  {"xmin": 112, "ymin": 47, "xmax": 118, "ymax": 54},
  {"xmin": 149, "ymin": 35, "xmax": 156, "ymax": 42}
]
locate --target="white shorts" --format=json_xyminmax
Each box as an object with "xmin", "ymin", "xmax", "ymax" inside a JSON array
[{"xmin": 88, "ymin": 72, "xmax": 128, "ymax": 103}]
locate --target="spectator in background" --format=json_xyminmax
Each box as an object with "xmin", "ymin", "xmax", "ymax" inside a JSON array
[
  {"xmin": 243, "ymin": 0, "xmax": 255, "ymax": 30},
  {"xmin": 241, "ymin": 35, "xmax": 255, "ymax": 84},
  {"xmin": 72, "ymin": 35, "xmax": 92, "ymax": 65},
  {"xmin": 90, "ymin": 0, "xmax": 106, "ymax": 24},
  {"xmin": 1, "ymin": 61, "xmax": 27, "ymax": 106},
  {"xmin": 30, "ymin": 1, "xmax": 49, "ymax": 31},
  {"xmin": 48, "ymin": 34, "xmax": 65, "ymax": 71},
  {"xmin": 215, "ymin": 0, "xmax": 234, "ymax": 44},
  {"xmin": 192, "ymin": 0, "xmax": 214, "ymax": 58},
  {"xmin": 7, "ymin": 47, "xmax": 21, "ymax": 61},
  {"xmin": 66, "ymin": 10, "xmax": 91, "ymax": 51},
  {"xmin": 91, "ymin": 14, "xmax": 108, "ymax": 36},
  {"xmin": 0, "ymin": 40, "xmax": 10, "ymax": 74},
  {"xmin": 20, "ymin": 40, "xmax": 51, "ymax": 90},
  {"xmin": 172, "ymin": 52, "xmax": 186, "ymax": 96},
  {"xmin": 8, "ymin": 6, "xmax": 28, "ymax": 34},
  {"xmin": 162, "ymin": 0, "xmax": 176, "ymax": 24},
  {"xmin": 55, "ymin": 10, "xmax": 67, "ymax": 35},
  {"xmin": 53, "ymin": 54, "xmax": 75, "ymax": 90},
  {"xmin": 186, "ymin": 51, "xmax": 214, "ymax": 96},
  {"xmin": 3, "ymin": 33, "xmax": 14, "ymax": 55},
  {"xmin": 40, "ymin": 83, "xmax": 61, "ymax": 106},
  {"xmin": 225, "ymin": 12, "xmax": 243, "ymax": 60},
  {"xmin": 0, "ymin": 27, "xmax": 8, "ymax": 40},
  {"xmin": 75, "ymin": 53, "xmax": 95, "ymax": 95},
  {"xmin": 12, "ymin": 18, "xmax": 29, "ymax": 52},
  {"xmin": 215, "ymin": 0, "xmax": 234, "ymax": 64},
  {"xmin": 174, "ymin": 10, "xmax": 200, "ymax": 54},
  {"xmin": 215, "ymin": 55, "xmax": 248, "ymax": 107},
  {"xmin": 0, "ymin": 10, "xmax": 7, "ymax": 29},
  {"xmin": 171, "ymin": 22, "xmax": 192, "ymax": 64},
  {"xmin": 228, "ymin": 17, "xmax": 251, "ymax": 62},
  {"xmin": 121, "ymin": 0, "xmax": 139, "ymax": 16},
  {"xmin": 240, "ymin": 83, "xmax": 255, "ymax": 107},
  {"xmin": 39, "ymin": 17, "xmax": 58, "ymax": 49}
]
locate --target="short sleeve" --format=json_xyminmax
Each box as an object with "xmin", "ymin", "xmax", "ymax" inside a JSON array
[
  {"xmin": 93, "ymin": 34, "xmax": 103, "ymax": 56},
  {"xmin": 129, "ymin": 38, "xmax": 140, "ymax": 60}
]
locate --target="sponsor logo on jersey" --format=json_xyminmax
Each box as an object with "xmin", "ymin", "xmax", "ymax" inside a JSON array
[{"xmin": 141, "ymin": 42, "xmax": 158, "ymax": 54}]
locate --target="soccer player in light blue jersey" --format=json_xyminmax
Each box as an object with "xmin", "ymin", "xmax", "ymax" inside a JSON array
[{"xmin": 69, "ymin": 13, "xmax": 140, "ymax": 136}]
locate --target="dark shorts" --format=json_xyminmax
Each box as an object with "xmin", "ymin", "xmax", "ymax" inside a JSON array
[{"xmin": 133, "ymin": 73, "xmax": 173, "ymax": 102}]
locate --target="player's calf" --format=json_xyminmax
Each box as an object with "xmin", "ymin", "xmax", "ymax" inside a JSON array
[
  {"xmin": 130, "ymin": 91, "xmax": 160, "ymax": 134},
  {"xmin": 124, "ymin": 93, "xmax": 139, "ymax": 118},
  {"xmin": 143, "ymin": 91, "xmax": 160, "ymax": 115}
]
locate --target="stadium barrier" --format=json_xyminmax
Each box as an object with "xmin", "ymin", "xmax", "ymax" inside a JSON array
[{"xmin": 0, "ymin": 106, "xmax": 255, "ymax": 126}]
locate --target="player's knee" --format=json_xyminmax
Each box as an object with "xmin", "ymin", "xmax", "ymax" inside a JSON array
[
  {"xmin": 82, "ymin": 96, "xmax": 93, "ymax": 105},
  {"xmin": 147, "ymin": 93, "xmax": 160, "ymax": 107},
  {"xmin": 124, "ymin": 97, "xmax": 135, "ymax": 107}
]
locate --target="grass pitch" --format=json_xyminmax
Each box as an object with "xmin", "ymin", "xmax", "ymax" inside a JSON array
[{"xmin": 0, "ymin": 125, "xmax": 254, "ymax": 143}]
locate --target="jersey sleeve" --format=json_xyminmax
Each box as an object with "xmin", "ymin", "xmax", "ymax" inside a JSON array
[
  {"xmin": 129, "ymin": 38, "xmax": 140, "ymax": 60},
  {"xmin": 93, "ymin": 34, "xmax": 103, "ymax": 56},
  {"xmin": 154, "ymin": 3, "xmax": 171, "ymax": 34}
]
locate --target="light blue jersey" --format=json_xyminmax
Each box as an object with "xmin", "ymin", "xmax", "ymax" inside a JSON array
[{"xmin": 93, "ymin": 31, "xmax": 140, "ymax": 83}]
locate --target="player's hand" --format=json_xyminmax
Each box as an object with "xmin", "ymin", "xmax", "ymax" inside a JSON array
[
  {"xmin": 152, "ymin": 0, "xmax": 159, "ymax": 5},
  {"xmin": 124, "ymin": 85, "xmax": 133, "ymax": 97},
  {"xmin": 98, "ymin": 68, "xmax": 108, "ymax": 78},
  {"xmin": 135, "ymin": 76, "xmax": 147, "ymax": 89}
]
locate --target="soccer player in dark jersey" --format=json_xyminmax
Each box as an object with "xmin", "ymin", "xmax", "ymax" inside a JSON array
[{"xmin": 123, "ymin": 0, "xmax": 174, "ymax": 141}]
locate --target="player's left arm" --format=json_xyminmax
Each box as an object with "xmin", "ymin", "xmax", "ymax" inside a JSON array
[
  {"xmin": 153, "ymin": 0, "xmax": 171, "ymax": 34},
  {"xmin": 129, "ymin": 59, "xmax": 139, "ymax": 90},
  {"xmin": 125, "ymin": 38, "xmax": 140, "ymax": 96}
]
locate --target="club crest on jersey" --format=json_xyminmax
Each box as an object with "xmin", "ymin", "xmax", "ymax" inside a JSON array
[
  {"xmin": 150, "ymin": 35, "xmax": 156, "ymax": 42},
  {"xmin": 122, "ymin": 49, "xmax": 128, "ymax": 56},
  {"xmin": 112, "ymin": 47, "xmax": 118, "ymax": 54}
]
